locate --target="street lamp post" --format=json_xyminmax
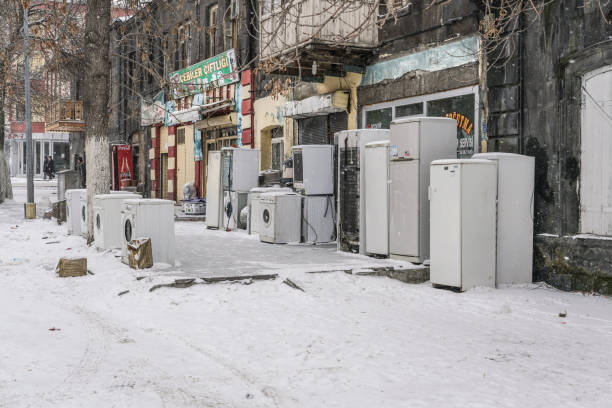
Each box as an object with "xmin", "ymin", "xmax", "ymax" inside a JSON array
[{"xmin": 23, "ymin": 5, "xmax": 35, "ymax": 218}]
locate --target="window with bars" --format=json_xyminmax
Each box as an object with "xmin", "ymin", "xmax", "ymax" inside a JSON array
[
  {"xmin": 177, "ymin": 128, "xmax": 186, "ymax": 145},
  {"xmin": 224, "ymin": 0, "xmax": 238, "ymax": 51}
]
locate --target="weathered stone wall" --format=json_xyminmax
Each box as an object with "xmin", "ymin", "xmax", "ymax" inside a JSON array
[
  {"xmin": 535, "ymin": 235, "xmax": 612, "ymax": 295},
  {"xmin": 518, "ymin": 1, "xmax": 612, "ymax": 292}
]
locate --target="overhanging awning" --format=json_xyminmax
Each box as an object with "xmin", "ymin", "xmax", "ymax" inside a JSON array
[{"xmin": 283, "ymin": 91, "xmax": 348, "ymax": 119}]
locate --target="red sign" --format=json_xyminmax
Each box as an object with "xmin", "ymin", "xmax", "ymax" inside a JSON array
[{"xmin": 113, "ymin": 144, "xmax": 133, "ymax": 188}]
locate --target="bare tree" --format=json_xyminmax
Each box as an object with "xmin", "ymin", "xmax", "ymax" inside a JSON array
[{"xmin": 82, "ymin": 0, "xmax": 112, "ymax": 241}]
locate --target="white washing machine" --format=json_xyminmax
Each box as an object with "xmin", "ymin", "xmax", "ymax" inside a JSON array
[
  {"xmin": 248, "ymin": 187, "xmax": 292, "ymax": 235},
  {"xmin": 120, "ymin": 199, "xmax": 176, "ymax": 265},
  {"xmin": 65, "ymin": 189, "xmax": 86, "ymax": 235},
  {"xmin": 259, "ymin": 193, "xmax": 301, "ymax": 244},
  {"xmin": 302, "ymin": 195, "xmax": 336, "ymax": 244},
  {"xmin": 93, "ymin": 193, "xmax": 141, "ymax": 250}
]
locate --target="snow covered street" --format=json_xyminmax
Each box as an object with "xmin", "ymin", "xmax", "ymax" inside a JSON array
[{"xmin": 1, "ymin": 186, "xmax": 612, "ymax": 407}]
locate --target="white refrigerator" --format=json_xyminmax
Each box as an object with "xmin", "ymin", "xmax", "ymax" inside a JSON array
[
  {"xmin": 364, "ymin": 141, "xmax": 390, "ymax": 256},
  {"xmin": 389, "ymin": 117, "xmax": 456, "ymax": 263},
  {"xmin": 205, "ymin": 150, "xmax": 223, "ymax": 229},
  {"xmin": 335, "ymin": 129, "xmax": 390, "ymax": 254},
  {"xmin": 429, "ymin": 159, "xmax": 497, "ymax": 291},
  {"xmin": 472, "ymin": 152, "xmax": 535, "ymax": 285}
]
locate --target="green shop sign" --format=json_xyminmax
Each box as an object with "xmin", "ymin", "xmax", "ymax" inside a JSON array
[{"xmin": 169, "ymin": 49, "xmax": 239, "ymax": 100}]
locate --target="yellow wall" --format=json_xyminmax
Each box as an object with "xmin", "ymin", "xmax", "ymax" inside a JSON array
[{"xmin": 253, "ymin": 95, "xmax": 294, "ymax": 172}]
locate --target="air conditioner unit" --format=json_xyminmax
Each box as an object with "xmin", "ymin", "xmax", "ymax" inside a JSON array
[
  {"xmin": 335, "ymin": 129, "xmax": 390, "ymax": 253},
  {"xmin": 259, "ymin": 192, "xmax": 301, "ymax": 244},
  {"xmin": 120, "ymin": 199, "xmax": 175, "ymax": 265},
  {"xmin": 65, "ymin": 189, "xmax": 86, "ymax": 235},
  {"xmin": 93, "ymin": 193, "xmax": 142, "ymax": 250},
  {"xmin": 292, "ymin": 145, "xmax": 334, "ymax": 195}
]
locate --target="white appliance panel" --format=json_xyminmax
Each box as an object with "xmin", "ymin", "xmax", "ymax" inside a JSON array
[
  {"xmin": 302, "ymin": 195, "xmax": 335, "ymax": 244},
  {"xmin": 430, "ymin": 160, "xmax": 497, "ymax": 291},
  {"xmin": 389, "ymin": 160, "xmax": 420, "ymax": 257},
  {"xmin": 66, "ymin": 189, "xmax": 85, "ymax": 235},
  {"xmin": 430, "ymin": 163, "xmax": 462, "ymax": 287},
  {"xmin": 206, "ymin": 150, "xmax": 222, "ymax": 228},
  {"xmin": 473, "ymin": 153, "xmax": 535, "ymax": 285},
  {"xmin": 364, "ymin": 143, "xmax": 389, "ymax": 255}
]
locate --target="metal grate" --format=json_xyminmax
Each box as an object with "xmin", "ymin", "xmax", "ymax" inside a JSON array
[{"xmin": 338, "ymin": 146, "xmax": 360, "ymax": 251}]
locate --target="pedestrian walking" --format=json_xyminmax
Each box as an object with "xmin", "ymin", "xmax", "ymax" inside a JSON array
[
  {"xmin": 43, "ymin": 157, "xmax": 49, "ymax": 180},
  {"xmin": 48, "ymin": 156, "xmax": 55, "ymax": 179}
]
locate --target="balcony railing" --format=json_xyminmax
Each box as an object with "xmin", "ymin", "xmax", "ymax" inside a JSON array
[
  {"xmin": 46, "ymin": 100, "xmax": 85, "ymax": 132},
  {"xmin": 259, "ymin": 0, "xmax": 378, "ymax": 69}
]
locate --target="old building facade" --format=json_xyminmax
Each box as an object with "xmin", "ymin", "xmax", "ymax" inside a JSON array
[{"xmin": 110, "ymin": 0, "xmax": 612, "ymax": 294}]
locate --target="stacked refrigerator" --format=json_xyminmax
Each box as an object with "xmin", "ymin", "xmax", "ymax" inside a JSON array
[
  {"xmin": 472, "ymin": 152, "xmax": 535, "ymax": 285},
  {"xmin": 292, "ymin": 145, "xmax": 335, "ymax": 243},
  {"xmin": 206, "ymin": 147, "xmax": 259, "ymax": 230},
  {"xmin": 429, "ymin": 159, "xmax": 498, "ymax": 291},
  {"xmin": 335, "ymin": 129, "xmax": 390, "ymax": 253},
  {"xmin": 388, "ymin": 117, "xmax": 456, "ymax": 263}
]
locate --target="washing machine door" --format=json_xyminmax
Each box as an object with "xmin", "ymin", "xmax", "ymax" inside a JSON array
[
  {"xmin": 120, "ymin": 211, "xmax": 135, "ymax": 264},
  {"xmin": 259, "ymin": 202, "xmax": 276, "ymax": 243}
]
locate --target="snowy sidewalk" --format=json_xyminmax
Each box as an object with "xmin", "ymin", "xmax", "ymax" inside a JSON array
[{"xmin": 1, "ymin": 202, "xmax": 612, "ymax": 407}]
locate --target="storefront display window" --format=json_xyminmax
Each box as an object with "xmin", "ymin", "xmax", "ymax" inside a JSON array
[
  {"xmin": 362, "ymin": 86, "xmax": 479, "ymax": 158},
  {"xmin": 395, "ymin": 102, "xmax": 423, "ymax": 118},
  {"xmin": 365, "ymin": 107, "xmax": 392, "ymax": 129}
]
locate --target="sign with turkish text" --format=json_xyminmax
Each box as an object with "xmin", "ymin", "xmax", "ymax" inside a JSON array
[{"xmin": 169, "ymin": 49, "xmax": 239, "ymax": 100}]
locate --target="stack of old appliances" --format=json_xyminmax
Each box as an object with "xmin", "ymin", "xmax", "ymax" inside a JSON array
[
  {"xmin": 120, "ymin": 198, "xmax": 176, "ymax": 266},
  {"xmin": 206, "ymin": 147, "xmax": 259, "ymax": 231},
  {"xmin": 346, "ymin": 118, "xmax": 457, "ymax": 261},
  {"xmin": 253, "ymin": 144, "xmax": 336, "ymax": 245},
  {"xmin": 93, "ymin": 192, "xmax": 141, "ymax": 250},
  {"xmin": 429, "ymin": 153, "xmax": 535, "ymax": 291},
  {"xmin": 292, "ymin": 145, "xmax": 335, "ymax": 244},
  {"xmin": 335, "ymin": 129, "xmax": 390, "ymax": 254}
]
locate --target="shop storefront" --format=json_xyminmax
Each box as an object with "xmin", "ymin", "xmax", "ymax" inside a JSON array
[
  {"xmin": 362, "ymin": 86, "xmax": 479, "ymax": 158},
  {"xmin": 7, "ymin": 131, "xmax": 70, "ymax": 177},
  {"xmin": 147, "ymin": 49, "xmax": 253, "ymax": 200}
]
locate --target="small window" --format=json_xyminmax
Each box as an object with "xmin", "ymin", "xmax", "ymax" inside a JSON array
[
  {"xmin": 396, "ymin": 103, "xmax": 423, "ymax": 118},
  {"xmin": 177, "ymin": 128, "xmax": 186, "ymax": 145},
  {"xmin": 365, "ymin": 107, "xmax": 392, "ymax": 129}
]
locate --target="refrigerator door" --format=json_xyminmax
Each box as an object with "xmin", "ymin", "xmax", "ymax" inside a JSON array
[
  {"xmin": 389, "ymin": 160, "xmax": 420, "ymax": 258},
  {"xmin": 364, "ymin": 143, "xmax": 389, "ymax": 255},
  {"xmin": 206, "ymin": 151, "xmax": 222, "ymax": 228},
  {"xmin": 429, "ymin": 163, "xmax": 462, "ymax": 287},
  {"xmin": 390, "ymin": 120, "xmax": 420, "ymax": 160}
]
